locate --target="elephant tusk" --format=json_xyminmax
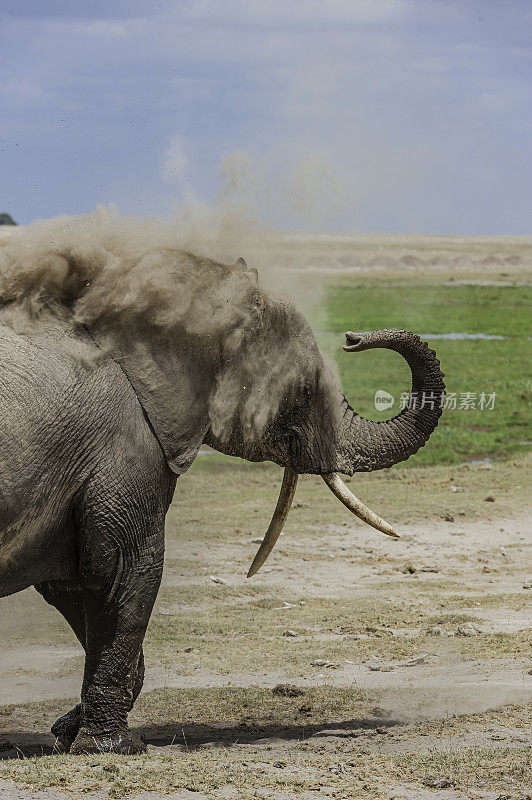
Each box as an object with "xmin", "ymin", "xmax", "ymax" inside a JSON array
[
  {"xmin": 247, "ymin": 466, "xmax": 299, "ymax": 577},
  {"xmin": 321, "ymin": 473, "xmax": 400, "ymax": 539}
]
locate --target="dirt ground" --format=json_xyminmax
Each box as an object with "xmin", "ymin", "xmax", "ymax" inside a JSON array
[{"xmin": 1, "ymin": 456, "xmax": 531, "ymax": 799}]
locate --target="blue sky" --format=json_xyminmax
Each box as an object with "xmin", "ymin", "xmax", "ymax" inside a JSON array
[{"xmin": 1, "ymin": 1, "xmax": 531, "ymax": 233}]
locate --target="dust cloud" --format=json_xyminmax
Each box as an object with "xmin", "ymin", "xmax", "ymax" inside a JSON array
[
  {"xmin": 0, "ymin": 149, "xmax": 348, "ymax": 443},
  {"xmin": 0, "ymin": 196, "xmax": 342, "ymax": 446}
]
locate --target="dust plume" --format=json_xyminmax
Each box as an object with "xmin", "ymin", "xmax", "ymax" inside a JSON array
[{"xmin": 0, "ymin": 207, "xmax": 341, "ymax": 448}]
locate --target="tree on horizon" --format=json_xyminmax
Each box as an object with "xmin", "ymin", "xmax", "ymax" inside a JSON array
[{"xmin": 0, "ymin": 213, "xmax": 17, "ymax": 225}]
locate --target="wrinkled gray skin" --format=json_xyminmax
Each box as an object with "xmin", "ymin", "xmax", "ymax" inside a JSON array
[{"xmin": 0, "ymin": 254, "xmax": 444, "ymax": 754}]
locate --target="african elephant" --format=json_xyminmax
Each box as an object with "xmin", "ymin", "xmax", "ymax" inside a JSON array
[{"xmin": 0, "ymin": 219, "xmax": 444, "ymax": 754}]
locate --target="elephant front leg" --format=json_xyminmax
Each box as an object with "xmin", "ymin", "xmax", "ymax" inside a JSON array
[
  {"xmin": 70, "ymin": 514, "xmax": 165, "ymax": 755},
  {"xmin": 35, "ymin": 581, "xmax": 146, "ymax": 750},
  {"xmin": 71, "ymin": 574, "xmax": 161, "ymax": 754},
  {"xmin": 52, "ymin": 650, "xmax": 145, "ymax": 751}
]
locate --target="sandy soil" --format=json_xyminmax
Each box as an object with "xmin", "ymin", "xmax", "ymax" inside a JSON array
[
  {"xmin": 2, "ymin": 514, "xmax": 531, "ymax": 706},
  {"xmin": 1, "ymin": 505, "xmax": 530, "ymax": 799}
]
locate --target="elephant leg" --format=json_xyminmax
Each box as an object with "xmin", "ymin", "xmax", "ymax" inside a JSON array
[
  {"xmin": 69, "ymin": 490, "xmax": 165, "ymax": 755},
  {"xmin": 51, "ymin": 650, "xmax": 145, "ymax": 751},
  {"xmin": 35, "ymin": 581, "xmax": 86, "ymax": 645},
  {"xmin": 36, "ymin": 578, "xmax": 148, "ymax": 751},
  {"xmin": 50, "ymin": 651, "xmax": 145, "ymax": 751}
]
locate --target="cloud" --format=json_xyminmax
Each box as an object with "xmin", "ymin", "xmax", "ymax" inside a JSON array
[{"xmin": 0, "ymin": 77, "xmax": 52, "ymax": 103}]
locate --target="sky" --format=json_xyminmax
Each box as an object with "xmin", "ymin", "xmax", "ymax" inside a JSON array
[{"xmin": 1, "ymin": 0, "xmax": 531, "ymax": 234}]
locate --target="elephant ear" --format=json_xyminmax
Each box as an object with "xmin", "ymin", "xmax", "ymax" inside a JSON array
[
  {"xmin": 92, "ymin": 328, "xmax": 212, "ymax": 475},
  {"xmin": 235, "ymin": 257, "xmax": 258, "ymax": 282}
]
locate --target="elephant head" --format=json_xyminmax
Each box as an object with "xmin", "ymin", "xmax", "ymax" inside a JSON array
[{"xmin": 197, "ymin": 268, "xmax": 444, "ymax": 574}]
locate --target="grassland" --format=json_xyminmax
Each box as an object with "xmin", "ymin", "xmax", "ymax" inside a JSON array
[{"xmin": 319, "ymin": 282, "xmax": 532, "ymax": 465}]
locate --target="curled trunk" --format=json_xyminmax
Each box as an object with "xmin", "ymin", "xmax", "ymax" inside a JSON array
[{"xmin": 335, "ymin": 329, "xmax": 445, "ymax": 474}]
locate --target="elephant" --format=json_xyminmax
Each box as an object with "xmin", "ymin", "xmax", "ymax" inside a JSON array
[{"xmin": 0, "ymin": 222, "xmax": 444, "ymax": 754}]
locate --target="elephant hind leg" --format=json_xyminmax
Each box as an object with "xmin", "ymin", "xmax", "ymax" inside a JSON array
[
  {"xmin": 35, "ymin": 582, "xmax": 85, "ymax": 749},
  {"xmin": 35, "ymin": 581, "xmax": 86, "ymax": 647}
]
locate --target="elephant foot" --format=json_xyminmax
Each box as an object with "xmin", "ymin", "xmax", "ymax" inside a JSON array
[
  {"xmin": 51, "ymin": 703, "xmax": 81, "ymax": 749},
  {"xmin": 70, "ymin": 728, "xmax": 146, "ymax": 755}
]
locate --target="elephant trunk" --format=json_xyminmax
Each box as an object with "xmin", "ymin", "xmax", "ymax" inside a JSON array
[{"xmin": 334, "ymin": 329, "xmax": 445, "ymax": 474}]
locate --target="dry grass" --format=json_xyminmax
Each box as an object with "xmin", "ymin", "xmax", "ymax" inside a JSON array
[{"xmin": 1, "ymin": 690, "xmax": 530, "ymax": 798}]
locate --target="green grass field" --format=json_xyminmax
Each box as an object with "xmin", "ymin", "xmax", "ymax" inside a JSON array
[{"xmin": 315, "ymin": 282, "xmax": 531, "ymax": 465}]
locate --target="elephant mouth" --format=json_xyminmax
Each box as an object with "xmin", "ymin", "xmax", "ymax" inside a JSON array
[{"xmin": 247, "ymin": 467, "xmax": 398, "ymax": 577}]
